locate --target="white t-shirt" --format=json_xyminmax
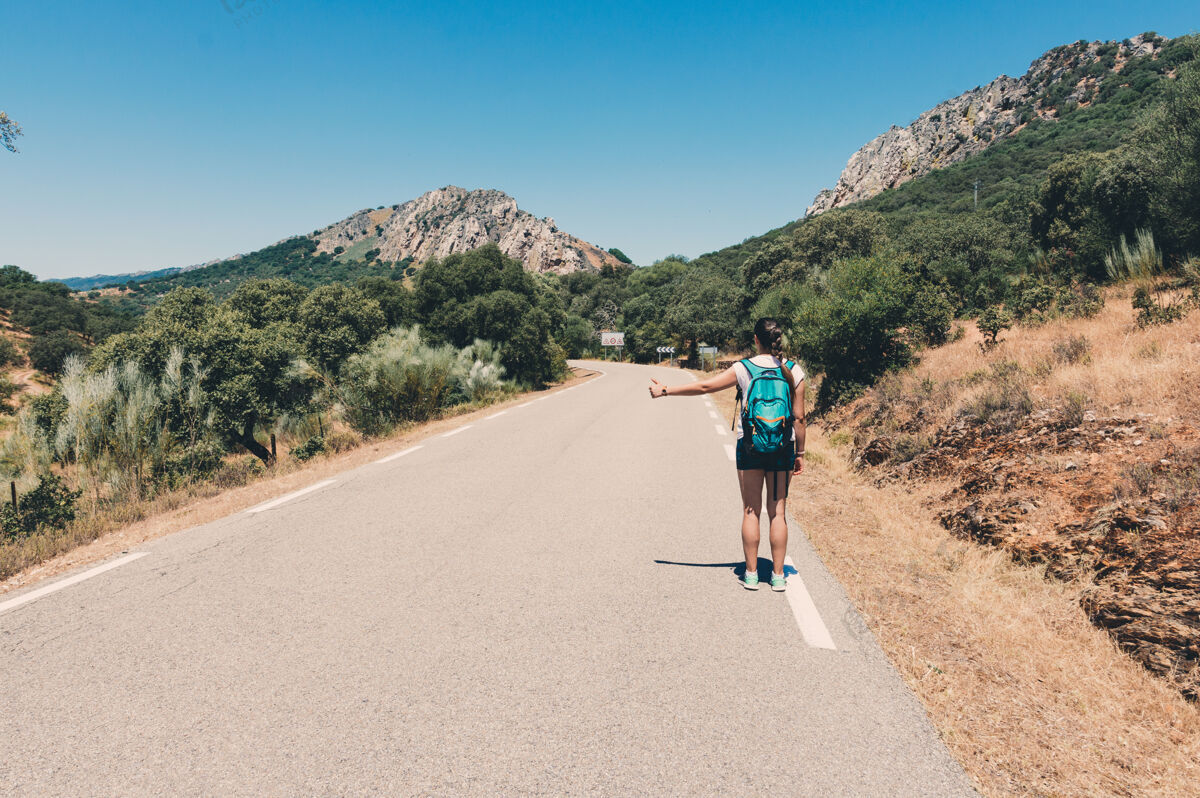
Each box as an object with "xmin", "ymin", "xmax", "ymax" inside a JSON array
[{"xmin": 732, "ymin": 355, "xmax": 804, "ymax": 440}]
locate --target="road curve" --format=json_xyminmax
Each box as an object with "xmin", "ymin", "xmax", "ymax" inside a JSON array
[{"xmin": 0, "ymin": 361, "xmax": 974, "ymax": 796}]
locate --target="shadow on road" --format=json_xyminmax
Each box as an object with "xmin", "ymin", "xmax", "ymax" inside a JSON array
[{"xmin": 654, "ymin": 558, "xmax": 798, "ymax": 580}]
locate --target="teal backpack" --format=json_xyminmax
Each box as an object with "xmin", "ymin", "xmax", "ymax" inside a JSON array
[{"xmin": 735, "ymin": 359, "xmax": 795, "ymax": 453}]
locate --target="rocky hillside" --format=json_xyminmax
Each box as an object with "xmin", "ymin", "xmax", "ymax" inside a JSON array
[
  {"xmin": 836, "ymin": 294, "xmax": 1200, "ymax": 699},
  {"xmin": 807, "ymin": 33, "xmax": 1165, "ymax": 216},
  {"xmin": 313, "ymin": 186, "xmax": 620, "ymax": 275}
]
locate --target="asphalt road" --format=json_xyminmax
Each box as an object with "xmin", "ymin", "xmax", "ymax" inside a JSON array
[{"xmin": 0, "ymin": 361, "xmax": 974, "ymax": 796}]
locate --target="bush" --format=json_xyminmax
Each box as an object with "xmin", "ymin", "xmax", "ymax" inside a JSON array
[
  {"xmin": 0, "ymin": 474, "xmax": 81, "ymax": 541},
  {"xmin": 1052, "ymin": 334, "xmax": 1092, "ymax": 364},
  {"xmin": 1063, "ymin": 390, "xmax": 1089, "ymax": 427},
  {"xmin": 0, "ymin": 375, "xmax": 18, "ymax": 414},
  {"xmin": 790, "ymin": 255, "xmax": 915, "ymax": 408},
  {"xmin": 158, "ymin": 440, "xmax": 225, "ymax": 486},
  {"xmin": 976, "ymin": 306, "xmax": 1013, "ymax": 350},
  {"xmin": 337, "ymin": 327, "xmax": 458, "ymax": 435},
  {"xmin": 0, "ymin": 337, "xmax": 20, "ymax": 368},
  {"xmin": 961, "ymin": 362, "xmax": 1033, "ymax": 429},
  {"xmin": 324, "ymin": 429, "xmax": 361, "ymax": 453},
  {"xmin": 29, "ymin": 330, "xmax": 87, "ymax": 376},
  {"xmin": 212, "ymin": 457, "xmax": 265, "ymax": 489},
  {"xmin": 291, "ymin": 434, "xmax": 325, "ymax": 461}
]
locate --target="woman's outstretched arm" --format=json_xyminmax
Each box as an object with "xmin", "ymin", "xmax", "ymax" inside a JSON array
[{"xmin": 648, "ymin": 367, "xmax": 737, "ymax": 398}]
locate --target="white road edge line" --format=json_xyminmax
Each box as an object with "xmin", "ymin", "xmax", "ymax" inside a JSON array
[
  {"xmin": 784, "ymin": 556, "xmax": 837, "ymax": 650},
  {"xmin": 714, "ymin": 424, "xmax": 728, "ymax": 437},
  {"xmin": 376, "ymin": 444, "xmax": 423, "ymax": 464},
  {"xmin": 441, "ymin": 425, "xmax": 473, "ymax": 437},
  {"xmin": 0, "ymin": 552, "xmax": 148, "ymax": 616},
  {"xmin": 724, "ymin": 444, "xmax": 736, "ymax": 461},
  {"xmin": 247, "ymin": 479, "xmax": 336, "ymax": 514},
  {"xmin": 515, "ymin": 401, "xmax": 535, "ymax": 408},
  {"xmin": 484, "ymin": 410, "xmax": 507, "ymax": 420}
]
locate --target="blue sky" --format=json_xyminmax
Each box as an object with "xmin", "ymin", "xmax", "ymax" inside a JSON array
[{"xmin": 1, "ymin": 1, "xmax": 1196, "ymax": 279}]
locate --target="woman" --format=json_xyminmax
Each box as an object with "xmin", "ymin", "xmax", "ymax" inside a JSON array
[{"xmin": 648, "ymin": 318, "xmax": 805, "ymax": 592}]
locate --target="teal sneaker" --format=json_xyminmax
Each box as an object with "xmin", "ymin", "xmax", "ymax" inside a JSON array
[
  {"xmin": 741, "ymin": 571, "xmax": 760, "ymax": 590},
  {"xmin": 771, "ymin": 573, "xmax": 787, "ymax": 592}
]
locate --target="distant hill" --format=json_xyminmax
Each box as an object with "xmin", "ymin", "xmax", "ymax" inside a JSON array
[
  {"xmin": 61, "ymin": 266, "xmax": 184, "ymax": 292},
  {"xmin": 62, "ymin": 186, "xmax": 621, "ymax": 297}
]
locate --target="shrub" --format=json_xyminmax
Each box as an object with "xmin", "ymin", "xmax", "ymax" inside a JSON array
[
  {"xmin": 291, "ymin": 434, "xmax": 325, "ymax": 461},
  {"xmin": 212, "ymin": 457, "xmax": 265, "ymax": 489},
  {"xmin": 0, "ymin": 337, "xmax": 20, "ymax": 368},
  {"xmin": 29, "ymin": 330, "xmax": 87, "ymax": 376},
  {"xmin": 324, "ymin": 430, "xmax": 360, "ymax": 453},
  {"xmin": 976, "ymin": 306, "xmax": 1013, "ymax": 350},
  {"xmin": 0, "ymin": 474, "xmax": 81, "ymax": 541},
  {"xmin": 891, "ymin": 433, "xmax": 932, "ymax": 463},
  {"xmin": 962, "ymin": 363, "xmax": 1033, "ymax": 429},
  {"xmin": 1063, "ymin": 390, "xmax": 1089, "ymax": 427},
  {"xmin": 337, "ymin": 327, "xmax": 457, "ymax": 435},
  {"xmin": 790, "ymin": 255, "xmax": 915, "ymax": 408},
  {"xmin": 1052, "ymin": 334, "xmax": 1092, "ymax": 364}
]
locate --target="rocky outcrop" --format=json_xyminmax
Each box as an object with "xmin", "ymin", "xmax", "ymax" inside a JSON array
[
  {"xmin": 313, "ymin": 186, "xmax": 620, "ymax": 275},
  {"xmin": 807, "ymin": 34, "xmax": 1163, "ymax": 216}
]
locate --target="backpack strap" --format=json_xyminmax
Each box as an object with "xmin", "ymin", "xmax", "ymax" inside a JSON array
[{"xmin": 733, "ymin": 358, "xmax": 750, "ymax": 430}]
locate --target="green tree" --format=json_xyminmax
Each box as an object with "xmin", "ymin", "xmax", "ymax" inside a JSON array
[
  {"xmin": 355, "ymin": 276, "xmax": 416, "ymax": 327},
  {"xmin": 298, "ymin": 284, "xmax": 386, "ymax": 375},
  {"xmin": 607, "ymin": 247, "xmax": 633, "ymax": 264},
  {"xmin": 29, "ymin": 330, "xmax": 86, "ymax": 376},
  {"xmin": 789, "ymin": 255, "xmax": 915, "ymax": 407},
  {"xmin": 665, "ymin": 273, "xmax": 740, "ymax": 353},
  {"xmin": 1142, "ymin": 48, "xmax": 1200, "ymax": 255},
  {"xmin": 91, "ymin": 287, "xmax": 303, "ymax": 465}
]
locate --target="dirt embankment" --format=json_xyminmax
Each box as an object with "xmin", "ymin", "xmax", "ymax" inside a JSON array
[
  {"xmin": 855, "ymin": 405, "xmax": 1200, "ymax": 699},
  {"xmin": 831, "ymin": 292, "xmax": 1200, "ymax": 702}
]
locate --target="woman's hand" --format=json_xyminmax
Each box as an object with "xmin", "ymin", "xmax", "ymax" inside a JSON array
[
  {"xmin": 793, "ymin": 452, "xmax": 804, "ymax": 475},
  {"xmin": 648, "ymin": 379, "xmax": 667, "ymax": 398}
]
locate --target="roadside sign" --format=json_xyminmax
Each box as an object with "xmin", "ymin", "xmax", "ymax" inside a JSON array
[
  {"xmin": 698, "ymin": 346, "xmax": 718, "ymax": 355},
  {"xmin": 655, "ymin": 346, "xmax": 676, "ymax": 354},
  {"xmin": 600, "ymin": 332, "xmax": 625, "ymax": 347}
]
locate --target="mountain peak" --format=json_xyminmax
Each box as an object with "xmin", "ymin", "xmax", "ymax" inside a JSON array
[
  {"xmin": 806, "ymin": 33, "xmax": 1168, "ymax": 216},
  {"xmin": 312, "ymin": 186, "xmax": 619, "ymax": 274}
]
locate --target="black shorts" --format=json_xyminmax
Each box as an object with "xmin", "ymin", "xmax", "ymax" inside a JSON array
[{"xmin": 735, "ymin": 436, "xmax": 796, "ymax": 472}]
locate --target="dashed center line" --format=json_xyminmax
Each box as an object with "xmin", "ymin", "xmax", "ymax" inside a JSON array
[
  {"xmin": 714, "ymin": 424, "xmax": 728, "ymax": 437},
  {"xmin": 0, "ymin": 553, "xmax": 148, "ymax": 616},
  {"xmin": 376, "ymin": 445, "xmax": 423, "ymax": 464},
  {"xmin": 247, "ymin": 480, "xmax": 337, "ymax": 513},
  {"xmin": 441, "ymin": 425, "xmax": 472, "ymax": 437},
  {"xmin": 708, "ymin": 410, "xmax": 718, "ymax": 419},
  {"xmin": 724, "ymin": 444, "xmax": 736, "ymax": 461}
]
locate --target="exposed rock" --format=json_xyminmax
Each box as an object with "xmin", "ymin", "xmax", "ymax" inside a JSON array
[
  {"xmin": 807, "ymin": 34, "xmax": 1163, "ymax": 216},
  {"xmin": 855, "ymin": 403, "xmax": 1200, "ymax": 699},
  {"xmin": 312, "ymin": 186, "xmax": 621, "ymax": 275}
]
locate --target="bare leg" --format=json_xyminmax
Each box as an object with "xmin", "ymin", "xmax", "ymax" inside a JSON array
[
  {"xmin": 737, "ymin": 470, "xmax": 765, "ymax": 575},
  {"xmin": 764, "ymin": 470, "xmax": 793, "ymax": 575}
]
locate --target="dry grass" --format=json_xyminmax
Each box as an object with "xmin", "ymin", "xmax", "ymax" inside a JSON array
[
  {"xmin": 703, "ymin": 380, "xmax": 1200, "ymax": 797},
  {"xmin": 907, "ymin": 290, "xmax": 1200, "ymax": 428},
  {"xmin": 0, "ymin": 369, "xmax": 598, "ymax": 595}
]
